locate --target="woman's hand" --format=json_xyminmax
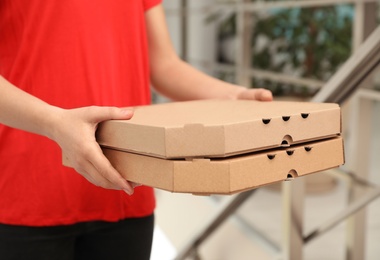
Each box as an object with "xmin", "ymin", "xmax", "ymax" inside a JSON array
[
  {"xmin": 146, "ymin": 6, "xmax": 274, "ymax": 103},
  {"xmin": 50, "ymin": 106, "xmax": 136, "ymax": 195},
  {"xmin": 0, "ymin": 76, "xmax": 136, "ymax": 194},
  {"xmin": 235, "ymin": 87, "xmax": 273, "ymax": 101}
]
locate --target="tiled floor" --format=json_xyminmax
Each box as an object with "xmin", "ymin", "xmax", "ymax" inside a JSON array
[{"xmin": 154, "ymin": 171, "xmax": 380, "ymax": 260}]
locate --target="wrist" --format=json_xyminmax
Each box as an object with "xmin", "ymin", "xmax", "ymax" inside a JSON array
[{"xmin": 41, "ymin": 105, "xmax": 65, "ymax": 141}]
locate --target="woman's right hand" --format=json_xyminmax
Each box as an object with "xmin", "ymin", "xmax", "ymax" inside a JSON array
[
  {"xmin": 0, "ymin": 76, "xmax": 135, "ymax": 193},
  {"xmin": 50, "ymin": 106, "xmax": 136, "ymax": 195}
]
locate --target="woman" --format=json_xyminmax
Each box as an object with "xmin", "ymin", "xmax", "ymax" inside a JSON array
[{"xmin": 0, "ymin": 1, "xmax": 272, "ymax": 259}]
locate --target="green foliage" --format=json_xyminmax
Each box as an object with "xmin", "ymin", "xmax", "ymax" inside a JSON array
[
  {"xmin": 216, "ymin": 4, "xmax": 354, "ymax": 96},
  {"xmin": 252, "ymin": 6, "xmax": 353, "ymax": 79}
]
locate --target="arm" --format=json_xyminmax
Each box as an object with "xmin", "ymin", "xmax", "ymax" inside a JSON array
[
  {"xmin": 145, "ymin": 5, "xmax": 273, "ymax": 102},
  {"xmin": 0, "ymin": 76, "xmax": 135, "ymax": 194}
]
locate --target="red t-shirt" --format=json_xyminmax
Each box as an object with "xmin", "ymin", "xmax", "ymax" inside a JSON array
[{"xmin": 0, "ymin": 0, "xmax": 161, "ymax": 226}]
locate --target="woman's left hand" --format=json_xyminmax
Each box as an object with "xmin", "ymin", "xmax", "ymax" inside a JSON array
[{"xmin": 236, "ymin": 87, "xmax": 273, "ymax": 101}]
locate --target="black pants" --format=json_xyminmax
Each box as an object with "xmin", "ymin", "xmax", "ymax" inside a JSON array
[{"xmin": 0, "ymin": 214, "xmax": 154, "ymax": 260}]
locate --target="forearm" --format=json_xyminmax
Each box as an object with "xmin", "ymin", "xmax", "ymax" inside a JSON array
[
  {"xmin": 151, "ymin": 56, "xmax": 245, "ymax": 101},
  {"xmin": 0, "ymin": 75, "xmax": 60, "ymax": 138},
  {"xmin": 0, "ymin": 75, "xmax": 136, "ymax": 193},
  {"xmin": 146, "ymin": 5, "xmax": 272, "ymax": 102}
]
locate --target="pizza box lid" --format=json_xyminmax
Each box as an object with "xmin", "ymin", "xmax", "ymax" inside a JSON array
[{"xmin": 96, "ymin": 100, "xmax": 341, "ymax": 159}]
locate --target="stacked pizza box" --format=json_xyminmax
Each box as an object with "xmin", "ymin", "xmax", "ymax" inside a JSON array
[{"xmin": 63, "ymin": 100, "xmax": 344, "ymax": 195}]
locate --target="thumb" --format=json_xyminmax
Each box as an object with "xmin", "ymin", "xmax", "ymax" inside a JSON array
[{"xmin": 88, "ymin": 106, "xmax": 134, "ymax": 123}]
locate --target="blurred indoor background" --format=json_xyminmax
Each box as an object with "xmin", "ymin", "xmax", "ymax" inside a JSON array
[{"xmin": 151, "ymin": 1, "xmax": 380, "ymax": 259}]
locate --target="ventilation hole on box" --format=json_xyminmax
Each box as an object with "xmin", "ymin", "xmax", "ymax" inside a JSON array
[
  {"xmin": 285, "ymin": 169, "xmax": 298, "ymax": 181},
  {"xmin": 305, "ymin": 146, "xmax": 313, "ymax": 152},
  {"xmin": 301, "ymin": 113, "xmax": 309, "ymax": 119},
  {"xmin": 262, "ymin": 118, "xmax": 271, "ymax": 124},
  {"xmin": 280, "ymin": 135, "xmax": 293, "ymax": 147},
  {"xmin": 286, "ymin": 150, "xmax": 295, "ymax": 156},
  {"xmin": 282, "ymin": 116, "xmax": 290, "ymax": 121},
  {"xmin": 267, "ymin": 154, "xmax": 276, "ymax": 160}
]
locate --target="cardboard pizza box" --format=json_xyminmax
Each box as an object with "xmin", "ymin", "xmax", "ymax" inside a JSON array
[
  {"xmin": 63, "ymin": 137, "xmax": 344, "ymax": 195},
  {"xmin": 96, "ymin": 100, "xmax": 341, "ymax": 159}
]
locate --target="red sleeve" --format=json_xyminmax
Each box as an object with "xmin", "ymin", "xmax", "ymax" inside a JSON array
[{"xmin": 144, "ymin": 0, "xmax": 162, "ymax": 11}]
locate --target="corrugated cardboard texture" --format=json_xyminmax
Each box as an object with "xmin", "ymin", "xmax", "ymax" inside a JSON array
[
  {"xmin": 96, "ymin": 100, "xmax": 341, "ymax": 159},
  {"xmin": 81, "ymin": 137, "xmax": 343, "ymax": 195}
]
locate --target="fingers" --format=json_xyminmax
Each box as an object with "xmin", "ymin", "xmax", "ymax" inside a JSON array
[
  {"xmin": 93, "ymin": 159, "xmax": 134, "ymax": 194},
  {"xmin": 89, "ymin": 146, "xmax": 134, "ymax": 194},
  {"xmin": 57, "ymin": 106, "xmax": 136, "ymax": 194},
  {"xmin": 71, "ymin": 144, "xmax": 134, "ymax": 195},
  {"xmin": 77, "ymin": 160, "xmax": 134, "ymax": 195},
  {"xmin": 130, "ymin": 182, "xmax": 142, "ymax": 188},
  {"xmin": 239, "ymin": 88, "xmax": 273, "ymax": 101},
  {"xmin": 259, "ymin": 89, "xmax": 273, "ymax": 101},
  {"xmin": 250, "ymin": 88, "xmax": 273, "ymax": 101}
]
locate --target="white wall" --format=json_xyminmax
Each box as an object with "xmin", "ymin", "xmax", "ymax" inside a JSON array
[
  {"xmin": 163, "ymin": 0, "xmax": 218, "ymax": 66},
  {"xmin": 153, "ymin": 0, "xmax": 219, "ymax": 104}
]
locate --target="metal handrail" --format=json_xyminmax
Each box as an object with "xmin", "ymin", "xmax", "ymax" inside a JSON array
[
  {"xmin": 165, "ymin": 0, "xmax": 378, "ymax": 15},
  {"xmin": 173, "ymin": 22, "xmax": 380, "ymax": 260},
  {"xmin": 166, "ymin": 0, "xmax": 373, "ymax": 91}
]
